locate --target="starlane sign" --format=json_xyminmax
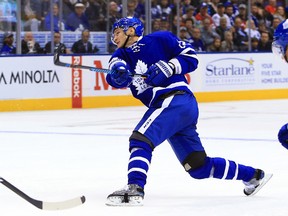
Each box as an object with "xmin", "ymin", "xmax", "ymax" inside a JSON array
[{"xmin": 204, "ymin": 57, "xmax": 256, "ymax": 86}]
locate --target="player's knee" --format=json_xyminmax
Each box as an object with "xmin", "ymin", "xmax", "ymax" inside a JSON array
[
  {"xmin": 182, "ymin": 151, "xmax": 207, "ymax": 171},
  {"xmin": 182, "ymin": 151, "xmax": 210, "ymax": 179},
  {"xmin": 129, "ymin": 131, "xmax": 154, "ymax": 152}
]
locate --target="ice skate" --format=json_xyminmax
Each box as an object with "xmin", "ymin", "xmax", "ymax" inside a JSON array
[
  {"xmin": 243, "ymin": 169, "xmax": 273, "ymax": 196},
  {"xmin": 106, "ymin": 184, "xmax": 144, "ymax": 206}
]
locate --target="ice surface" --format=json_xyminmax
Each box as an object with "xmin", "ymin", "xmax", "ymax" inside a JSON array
[{"xmin": 0, "ymin": 99, "xmax": 288, "ymax": 216}]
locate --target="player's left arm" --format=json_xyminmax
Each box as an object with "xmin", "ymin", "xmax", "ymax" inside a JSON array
[
  {"xmin": 168, "ymin": 41, "xmax": 199, "ymax": 75},
  {"xmin": 144, "ymin": 32, "xmax": 198, "ymax": 86}
]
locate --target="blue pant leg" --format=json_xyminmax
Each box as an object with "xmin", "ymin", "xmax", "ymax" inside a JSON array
[{"xmin": 128, "ymin": 93, "xmax": 200, "ymax": 188}]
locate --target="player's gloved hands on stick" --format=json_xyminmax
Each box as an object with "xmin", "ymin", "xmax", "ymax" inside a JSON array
[
  {"xmin": 144, "ymin": 60, "xmax": 174, "ymax": 86},
  {"xmin": 108, "ymin": 60, "xmax": 132, "ymax": 88},
  {"xmin": 278, "ymin": 123, "xmax": 288, "ymax": 149}
]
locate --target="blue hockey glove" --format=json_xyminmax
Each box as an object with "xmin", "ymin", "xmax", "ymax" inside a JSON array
[
  {"xmin": 107, "ymin": 59, "xmax": 132, "ymax": 88},
  {"xmin": 144, "ymin": 60, "xmax": 174, "ymax": 86},
  {"xmin": 278, "ymin": 123, "xmax": 288, "ymax": 149}
]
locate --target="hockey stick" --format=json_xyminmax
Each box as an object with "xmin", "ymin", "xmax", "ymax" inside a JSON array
[
  {"xmin": 0, "ymin": 177, "xmax": 85, "ymax": 210},
  {"xmin": 54, "ymin": 45, "xmax": 145, "ymax": 77}
]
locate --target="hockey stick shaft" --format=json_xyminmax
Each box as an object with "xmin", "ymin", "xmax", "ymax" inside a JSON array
[
  {"xmin": 0, "ymin": 177, "xmax": 85, "ymax": 210},
  {"xmin": 54, "ymin": 45, "xmax": 146, "ymax": 77}
]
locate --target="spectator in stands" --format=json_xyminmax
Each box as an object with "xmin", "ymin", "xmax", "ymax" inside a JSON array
[
  {"xmin": 257, "ymin": 31, "xmax": 272, "ymax": 52},
  {"xmin": 171, "ymin": 15, "xmax": 184, "ymax": 35},
  {"xmin": 151, "ymin": 0, "xmax": 161, "ymax": 19},
  {"xmin": 244, "ymin": 19, "xmax": 261, "ymax": 40},
  {"xmin": 44, "ymin": 3, "xmax": 65, "ymax": 31},
  {"xmin": 207, "ymin": 37, "xmax": 221, "ymax": 52},
  {"xmin": 220, "ymin": 30, "xmax": 236, "ymax": 52},
  {"xmin": 229, "ymin": 0, "xmax": 240, "ymax": 16},
  {"xmin": 224, "ymin": 2, "xmax": 236, "ymax": 27},
  {"xmin": 0, "ymin": 0, "xmax": 17, "ymax": 31},
  {"xmin": 251, "ymin": 37, "xmax": 259, "ymax": 52},
  {"xmin": 152, "ymin": 18, "xmax": 161, "ymax": 32},
  {"xmin": 256, "ymin": 3, "xmax": 274, "ymax": 28},
  {"xmin": 258, "ymin": 20, "xmax": 273, "ymax": 40},
  {"xmin": 232, "ymin": 17, "xmax": 248, "ymax": 51},
  {"xmin": 236, "ymin": 4, "xmax": 248, "ymax": 27},
  {"xmin": 40, "ymin": 0, "xmax": 50, "ymax": 22},
  {"xmin": 179, "ymin": 26, "xmax": 193, "ymax": 44},
  {"xmin": 270, "ymin": 16, "xmax": 282, "ymax": 36},
  {"xmin": 182, "ymin": 6, "xmax": 197, "ymax": 25},
  {"xmin": 195, "ymin": 2, "xmax": 214, "ymax": 28},
  {"xmin": 0, "ymin": 32, "xmax": 16, "ymax": 55},
  {"xmin": 190, "ymin": 27, "xmax": 206, "ymax": 52},
  {"xmin": 250, "ymin": 3, "xmax": 262, "ymax": 28},
  {"xmin": 209, "ymin": 0, "xmax": 221, "ymax": 16},
  {"xmin": 21, "ymin": 32, "xmax": 43, "ymax": 54},
  {"xmin": 108, "ymin": 1, "xmax": 122, "ymax": 31},
  {"xmin": 62, "ymin": 0, "xmax": 75, "ymax": 19},
  {"xmin": 127, "ymin": 0, "xmax": 145, "ymax": 21},
  {"xmin": 200, "ymin": 17, "xmax": 220, "ymax": 47},
  {"xmin": 21, "ymin": 0, "xmax": 41, "ymax": 31},
  {"xmin": 212, "ymin": 3, "xmax": 231, "ymax": 28},
  {"xmin": 180, "ymin": 0, "xmax": 194, "ymax": 17},
  {"xmin": 265, "ymin": 0, "xmax": 277, "ymax": 15},
  {"xmin": 201, "ymin": 0, "xmax": 216, "ymax": 16},
  {"xmin": 43, "ymin": 31, "xmax": 69, "ymax": 54},
  {"xmin": 156, "ymin": 0, "xmax": 173, "ymax": 20},
  {"xmin": 184, "ymin": 18, "xmax": 194, "ymax": 38},
  {"xmin": 159, "ymin": 16, "xmax": 170, "ymax": 31},
  {"xmin": 274, "ymin": 6, "xmax": 286, "ymax": 21},
  {"xmin": 85, "ymin": 0, "xmax": 105, "ymax": 31},
  {"xmin": 215, "ymin": 16, "xmax": 231, "ymax": 41},
  {"xmin": 66, "ymin": 2, "xmax": 89, "ymax": 31},
  {"xmin": 71, "ymin": 29, "xmax": 99, "ymax": 54}
]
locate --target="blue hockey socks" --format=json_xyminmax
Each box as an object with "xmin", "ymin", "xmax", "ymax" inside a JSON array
[
  {"xmin": 188, "ymin": 157, "xmax": 255, "ymax": 182},
  {"xmin": 127, "ymin": 146, "xmax": 152, "ymax": 189}
]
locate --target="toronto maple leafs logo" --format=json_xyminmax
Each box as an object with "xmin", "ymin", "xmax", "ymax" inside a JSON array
[
  {"xmin": 135, "ymin": 60, "xmax": 147, "ymax": 74},
  {"xmin": 132, "ymin": 60, "xmax": 151, "ymax": 95}
]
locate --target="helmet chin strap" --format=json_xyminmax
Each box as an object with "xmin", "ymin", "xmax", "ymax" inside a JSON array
[{"xmin": 122, "ymin": 34, "xmax": 130, "ymax": 48}]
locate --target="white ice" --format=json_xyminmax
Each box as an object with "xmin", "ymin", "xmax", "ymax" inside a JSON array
[{"xmin": 0, "ymin": 99, "xmax": 288, "ymax": 216}]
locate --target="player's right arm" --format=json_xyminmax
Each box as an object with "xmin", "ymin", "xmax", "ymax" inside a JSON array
[{"xmin": 106, "ymin": 57, "xmax": 132, "ymax": 88}]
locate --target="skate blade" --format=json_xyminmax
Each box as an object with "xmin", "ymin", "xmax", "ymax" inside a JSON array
[
  {"xmin": 105, "ymin": 195, "xmax": 144, "ymax": 206},
  {"xmin": 247, "ymin": 173, "xmax": 273, "ymax": 196}
]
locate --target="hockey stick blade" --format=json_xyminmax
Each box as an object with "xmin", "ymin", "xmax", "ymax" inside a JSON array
[
  {"xmin": 54, "ymin": 45, "xmax": 145, "ymax": 77},
  {"xmin": 0, "ymin": 177, "xmax": 85, "ymax": 210}
]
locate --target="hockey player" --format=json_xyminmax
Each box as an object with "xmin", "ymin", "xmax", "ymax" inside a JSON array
[
  {"xmin": 105, "ymin": 17, "xmax": 272, "ymax": 206},
  {"xmin": 272, "ymin": 19, "xmax": 288, "ymax": 149}
]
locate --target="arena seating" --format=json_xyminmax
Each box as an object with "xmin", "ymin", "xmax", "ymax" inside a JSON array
[{"xmin": 0, "ymin": 31, "xmax": 108, "ymax": 54}]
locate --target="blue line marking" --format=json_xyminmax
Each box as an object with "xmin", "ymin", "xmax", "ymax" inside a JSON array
[{"xmin": 0, "ymin": 130, "xmax": 277, "ymax": 142}]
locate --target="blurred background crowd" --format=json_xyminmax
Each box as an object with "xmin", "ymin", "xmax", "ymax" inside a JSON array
[{"xmin": 0, "ymin": 0, "xmax": 287, "ymax": 55}]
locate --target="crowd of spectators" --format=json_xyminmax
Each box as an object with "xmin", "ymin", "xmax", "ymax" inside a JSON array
[{"xmin": 0, "ymin": 0, "xmax": 287, "ymax": 55}]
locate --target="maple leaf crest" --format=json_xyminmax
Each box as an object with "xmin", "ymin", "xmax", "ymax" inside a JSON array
[
  {"xmin": 134, "ymin": 60, "xmax": 148, "ymax": 74},
  {"xmin": 132, "ymin": 60, "xmax": 151, "ymax": 95}
]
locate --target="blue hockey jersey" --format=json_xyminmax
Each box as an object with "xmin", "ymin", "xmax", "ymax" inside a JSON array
[{"xmin": 108, "ymin": 31, "xmax": 199, "ymax": 107}]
